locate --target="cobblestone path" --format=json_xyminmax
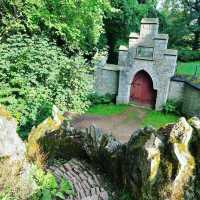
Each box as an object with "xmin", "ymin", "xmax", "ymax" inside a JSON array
[{"xmin": 49, "ymin": 159, "xmax": 110, "ymax": 200}]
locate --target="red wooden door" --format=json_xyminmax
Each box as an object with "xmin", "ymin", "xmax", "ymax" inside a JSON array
[{"xmin": 130, "ymin": 71, "xmax": 156, "ymax": 107}]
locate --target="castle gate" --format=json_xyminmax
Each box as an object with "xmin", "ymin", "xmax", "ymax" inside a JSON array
[{"xmin": 130, "ymin": 70, "xmax": 156, "ymax": 107}]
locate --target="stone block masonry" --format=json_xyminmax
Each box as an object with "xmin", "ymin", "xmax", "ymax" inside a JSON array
[
  {"xmin": 95, "ymin": 18, "xmax": 178, "ymax": 110},
  {"xmin": 168, "ymin": 77, "xmax": 200, "ymax": 118}
]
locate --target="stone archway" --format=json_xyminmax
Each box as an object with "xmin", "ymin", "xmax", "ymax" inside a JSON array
[{"xmin": 130, "ymin": 70, "xmax": 157, "ymax": 107}]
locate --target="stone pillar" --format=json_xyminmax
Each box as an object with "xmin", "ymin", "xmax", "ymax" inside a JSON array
[
  {"xmin": 154, "ymin": 34, "xmax": 169, "ymax": 58},
  {"xmin": 118, "ymin": 46, "xmax": 128, "ymax": 66},
  {"xmin": 155, "ymin": 78, "xmax": 171, "ymax": 110},
  {"xmin": 116, "ymin": 69, "xmax": 130, "ymax": 104},
  {"xmin": 128, "ymin": 33, "xmax": 139, "ymax": 64},
  {"xmin": 164, "ymin": 50, "xmax": 178, "ymax": 76}
]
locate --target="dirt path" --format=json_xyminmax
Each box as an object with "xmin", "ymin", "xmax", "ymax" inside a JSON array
[{"xmin": 72, "ymin": 106, "xmax": 148, "ymax": 143}]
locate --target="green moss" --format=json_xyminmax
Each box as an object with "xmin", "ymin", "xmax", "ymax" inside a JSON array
[
  {"xmin": 149, "ymin": 152, "xmax": 160, "ymax": 184},
  {"xmin": 26, "ymin": 117, "xmax": 62, "ymax": 163}
]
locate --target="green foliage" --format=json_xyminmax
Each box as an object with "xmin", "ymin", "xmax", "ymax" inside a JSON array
[
  {"xmin": 0, "ymin": 34, "xmax": 91, "ymax": 138},
  {"xmin": 159, "ymin": 0, "xmax": 200, "ymax": 50},
  {"xmin": 105, "ymin": 0, "xmax": 157, "ymax": 63},
  {"xmin": 118, "ymin": 191, "xmax": 133, "ymax": 200},
  {"xmin": 31, "ymin": 166, "xmax": 74, "ymax": 200},
  {"xmin": 0, "ymin": 0, "xmax": 114, "ymax": 55},
  {"xmin": 88, "ymin": 93, "xmax": 116, "ymax": 105},
  {"xmin": 178, "ymin": 50, "xmax": 200, "ymax": 62},
  {"xmin": 163, "ymin": 100, "xmax": 182, "ymax": 115}
]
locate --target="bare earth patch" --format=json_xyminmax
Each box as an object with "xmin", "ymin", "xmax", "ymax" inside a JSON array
[{"xmin": 72, "ymin": 106, "xmax": 148, "ymax": 143}]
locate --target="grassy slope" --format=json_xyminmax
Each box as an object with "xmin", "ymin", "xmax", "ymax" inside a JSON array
[
  {"xmin": 176, "ymin": 61, "xmax": 200, "ymax": 78},
  {"xmin": 86, "ymin": 104, "xmax": 179, "ymax": 129}
]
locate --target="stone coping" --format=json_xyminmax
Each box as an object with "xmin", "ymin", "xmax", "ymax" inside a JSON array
[
  {"xmin": 154, "ymin": 34, "xmax": 169, "ymax": 40},
  {"xmin": 164, "ymin": 49, "xmax": 178, "ymax": 56},
  {"xmin": 119, "ymin": 45, "xmax": 128, "ymax": 51},
  {"xmin": 141, "ymin": 18, "xmax": 159, "ymax": 24},
  {"xmin": 100, "ymin": 64, "xmax": 123, "ymax": 71},
  {"xmin": 171, "ymin": 76, "xmax": 200, "ymax": 90},
  {"xmin": 129, "ymin": 32, "xmax": 140, "ymax": 39},
  {"xmin": 134, "ymin": 57, "xmax": 154, "ymax": 61}
]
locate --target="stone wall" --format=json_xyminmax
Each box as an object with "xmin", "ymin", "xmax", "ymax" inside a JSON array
[
  {"xmin": 168, "ymin": 80, "xmax": 185, "ymax": 101},
  {"xmin": 168, "ymin": 78, "xmax": 200, "ymax": 117},
  {"xmin": 182, "ymin": 84, "xmax": 200, "ymax": 118},
  {"xmin": 95, "ymin": 64, "xmax": 120, "ymax": 96}
]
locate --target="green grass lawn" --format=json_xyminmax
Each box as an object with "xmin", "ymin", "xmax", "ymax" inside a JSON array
[
  {"xmin": 86, "ymin": 104, "xmax": 131, "ymax": 116},
  {"xmin": 142, "ymin": 111, "xmax": 179, "ymax": 128},
  {"xmin": 176, "ymin": 61, "xmax": 200, "ymax": 78}
]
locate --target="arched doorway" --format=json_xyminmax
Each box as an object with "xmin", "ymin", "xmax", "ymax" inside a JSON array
[{"xmin": 130, "ymin": 70, "xmax": 156, "ymax": 107}]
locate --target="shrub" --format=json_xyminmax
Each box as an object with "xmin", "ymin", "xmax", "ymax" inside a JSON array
[
  {"xmin": 30, "ymin": 166, "xmax": 74, "ymax": 200},
  {"xmin": 0, "ymin": 34, "xmax": 91, "ymax": 138},
  {"xmin": 163, "ymin": 100, "xmax": 182, "ymax": 115},
  {"xmin": 0, "ymin": 159, "xmax": 74, "ymax": 200},
  {"xmin": 88, "ymin": 93, "xmax": 116, "ymax": 106},
  {"xmin": 178, "ymin": 49, "xmax": 200, "ymax": 62}
]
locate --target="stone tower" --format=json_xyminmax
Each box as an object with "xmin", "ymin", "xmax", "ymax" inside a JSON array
[{"xmin": 117, "ymin": 18, "xmax": 177, "ymax": 110}]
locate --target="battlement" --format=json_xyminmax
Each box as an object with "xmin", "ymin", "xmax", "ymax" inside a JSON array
[{"xmin": 140, "ymin": 18, "xmax": 159, "ymax": 38}]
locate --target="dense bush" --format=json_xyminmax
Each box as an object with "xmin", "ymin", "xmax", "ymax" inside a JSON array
[
  {"xmin": 88, "ymin": 93, "xmax": 116, "ymax": 106},
  {"xmin": 178, "ymin": 49, "xmax": 200, "ymax": 62},
  {"xmin": 163, "ymin": 100, "xmax": 182, "ymax": 115},
  {"xmin": 0, "ymin": 34, "xmax": 91, "ymax": 138},
  {"xmin": 31, "ymin": 165, "xmax": 74, "ymax": 200}
]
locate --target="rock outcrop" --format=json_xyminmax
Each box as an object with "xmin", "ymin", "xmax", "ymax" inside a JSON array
[{"xmin": 27, "ymin": 110, "xmax": 200, "ymax": 200}]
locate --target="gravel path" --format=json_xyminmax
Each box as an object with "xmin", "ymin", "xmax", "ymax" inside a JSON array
[{"xmin": 72, "ymin": 106, "xmax": 147, "ymax": 143}]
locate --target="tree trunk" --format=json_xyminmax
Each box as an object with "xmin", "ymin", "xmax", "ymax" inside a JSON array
[
  {"xmin": 137, "ymin": 0, "xmax": 146, "ymax": 4},
  {"xmin": 192, "ymin": 32, "xmax": 200, "ymax": 50}
]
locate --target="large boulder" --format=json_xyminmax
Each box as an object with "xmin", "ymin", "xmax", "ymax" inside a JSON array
[{"xmin": 0, "ymin": 106, "xmax": 25, "ymax": 161}]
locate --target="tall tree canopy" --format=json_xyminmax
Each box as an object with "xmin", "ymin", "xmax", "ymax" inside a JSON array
[
  {"xmin": 0, "ymin": 0, "xmax": 113, "ymax": 55},
  {"xmin": 105, "ymin": 0, "xmax": 158, "ymax": 63},
  {"xmin": 181, "ymin": 0, "xmax": 200, "ymax": 50},
  {"xmin": 159, "ymin": 0, "xmax": 200, "ymax": 50}
]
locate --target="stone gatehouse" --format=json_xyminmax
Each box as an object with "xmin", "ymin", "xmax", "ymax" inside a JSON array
[{"xmin": 95, "ymin": 18, "xmax": 178, "ymax": 110}]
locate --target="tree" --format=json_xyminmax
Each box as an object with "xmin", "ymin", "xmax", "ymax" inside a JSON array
[
  {"xmin": 104, "ymin": 0, "xmax": 158, "ymax": 63},
  {"xmin": 181, "ymin": 0, "xmax": 200, "ymax": 50},
  {"xmin": 0, "ymin": 0, "xmax": 113, "ymax": 55},
  {"xmin": 159, "ymin": 0, "xmax": 200, "ymax": 50}
]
